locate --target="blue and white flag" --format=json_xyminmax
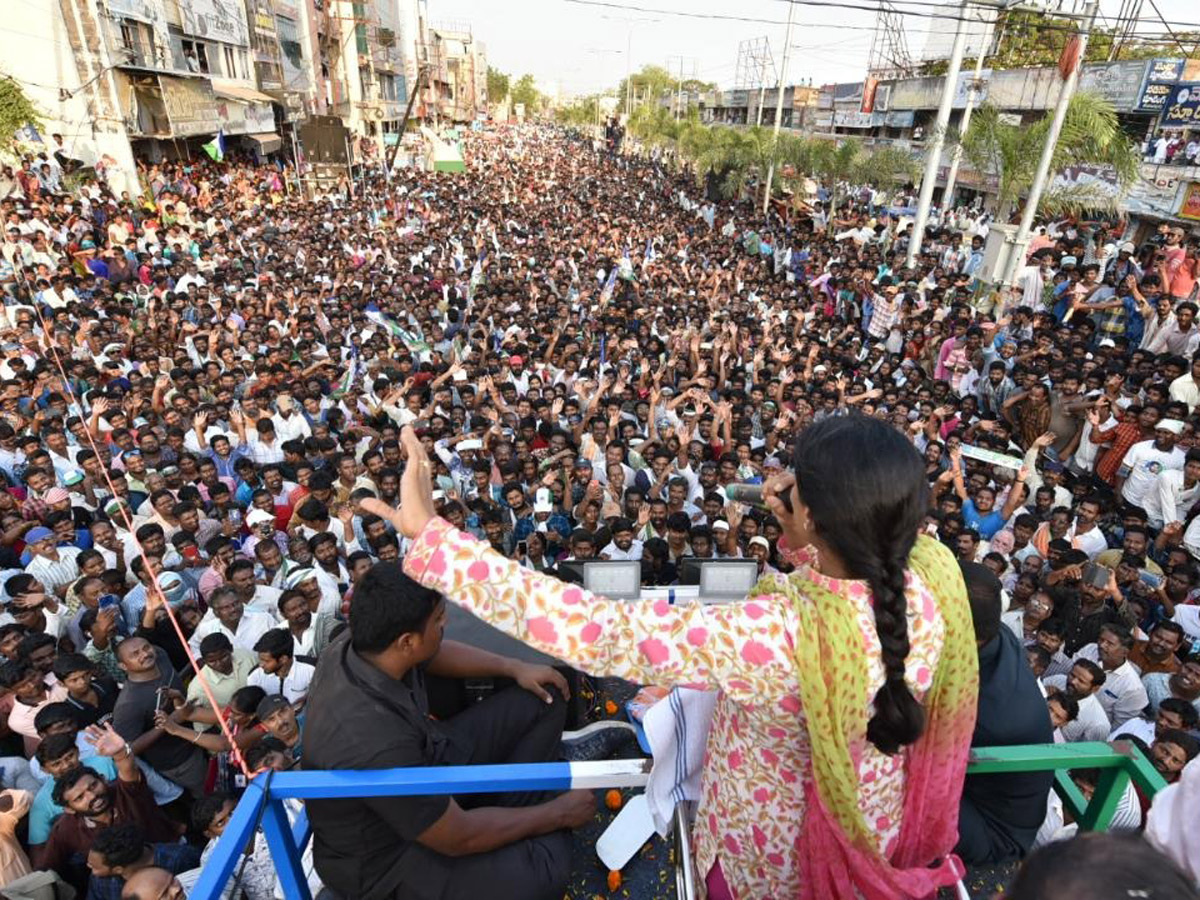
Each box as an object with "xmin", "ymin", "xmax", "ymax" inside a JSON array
[
  {"xmin": 598, "ymin": 267, "xmax": 618, "ymax": 305},
  {"xmin": 467, "ymin": 251, "xmax": 487, "ymax": 302},
  {"xmin": 618, "ymin": 248, "xmax": 634, "ymax": 281}
]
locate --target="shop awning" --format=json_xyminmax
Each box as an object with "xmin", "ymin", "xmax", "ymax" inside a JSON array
[
  {"xmin": 211, "ymin": 82, "xmax": 276, "ymax": 104},
  {"xmin": 245, "ymin": 132, "xmax": 283, "ymax": 154}
]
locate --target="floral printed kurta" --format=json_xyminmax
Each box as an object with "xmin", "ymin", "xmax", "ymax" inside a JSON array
[{"xmin": 403, "ymin": 518, "xmax": 947, "ymax": 900}]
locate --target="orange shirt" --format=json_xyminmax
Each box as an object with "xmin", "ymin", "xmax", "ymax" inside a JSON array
[{"xmin": 1129, "ymin": 640, "xmax": 1180, "ymax": 676}]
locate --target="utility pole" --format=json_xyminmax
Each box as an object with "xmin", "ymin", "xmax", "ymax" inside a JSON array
[
  {"xmin": 1002, "ymin": 1, "xmax": 1099, "ymax": 285},
  {"xmin": 762, "ymin": 0, "xmax": 797, "ymax": 215},
  {"xmin": 626, "ymin": 28, "xmax": 633, "ymax": 116},
  {"xmin": 942, "ymin": 11, "xmax": 996, "ymax": 213},
  {"xmin": 676, "ymin": 58, "xmax": 684, "ymax": 120},
  {"xmin": 905, "ymin": 0, "xmax": 971, "ymax": 269}
]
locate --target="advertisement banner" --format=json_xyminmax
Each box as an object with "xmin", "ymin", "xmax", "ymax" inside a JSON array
[
  {"xmin": 884, "ymin": 110, "xmax": 914, "ymax": 128},
  {"xmin": 833, "ymin": 82, "xmax": 863, "ymax": 104},
  {"xmin": 1145, "ymin": 58, "xmax": 1185, "ymax": 83},
  {"xmin": 1079, "ymin": 60, "xmax": 1150, "ymax": 111},
  {"xmin": 1139, "ymin": 59, "xmax": 1186, "ymax": 113},
  {"xmin": 181, "ymin": 0, "xmax": 249, "ymax": 48},
  {"xmin": 1180, "ymin": 183, "xmax": 1200, "ymax": 222},
  {"xmin": 105, "ymin": 0, "xmax": 158, "ymax": 22},
  {"xmin": 1161, "ymin": 84, "xmax": 1200, "ymax": 128},
  {"xmin": 1139, "ymin": 81, "xmax": 1176, "ymax": 112},
  {"xmin": 159, "ymin": 76, "xmax": 219, "ymax": 137},
  {"xmin": 952, "ymin": 70, "xmax": 991, "ymax": 108},
  {"xmin": 833, "ymin": 110, "xmax": 882, "ymax": 129},
  {"xmin": 861, "ymin": 76, "xmax": 879, "ymax": 113}
]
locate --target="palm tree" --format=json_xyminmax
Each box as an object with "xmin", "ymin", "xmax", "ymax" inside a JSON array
[
  {"xmin": 854, "ymin": 145, "xmax": 920, "ymax": 192},
  {"xmin": 956, "ymin": 90, "xmax": 1140, "ymax": 221},
  {"xmin": 675, "ymin": 125, "xmax": 756, "ymax": 201},
  {"xmin": 811, "ymin": 139, "xmax": 863, "ymax": 211}
]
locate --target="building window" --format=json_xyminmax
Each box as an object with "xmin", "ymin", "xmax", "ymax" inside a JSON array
[
  {"xmin": 181, "ymin": 39, "xmax": 209, "ymax": 74},
  {"xmin": 379, "ymin": 73, "xmax": 396, "ymax": 102}
]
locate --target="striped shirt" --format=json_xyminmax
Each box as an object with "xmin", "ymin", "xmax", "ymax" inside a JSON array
[{"xmin": 25, "ymin": 547, "xmax": 81, "ymax": 595}]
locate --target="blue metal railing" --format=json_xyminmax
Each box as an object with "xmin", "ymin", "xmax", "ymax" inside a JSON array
[{"xmin": 191, "ymin": 744, "xmax": 1165, "ymax": 900}]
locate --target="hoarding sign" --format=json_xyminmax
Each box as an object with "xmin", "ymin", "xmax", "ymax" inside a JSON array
[
  {"xmin": 1180, "ymin": 183, "xmax": 1200, "ymax": 222},
  {"xmin": 1161, "ymin": 84, "xmax": 1200, "ymax": 128}
]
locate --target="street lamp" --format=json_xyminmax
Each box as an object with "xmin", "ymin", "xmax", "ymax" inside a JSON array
[
  {"xmin": 586, "ymin": 49, "xmax": 623, "ymax": 132},
  {"xmin": 601, "ymin": 14, "xmax": 660, "ymax": 117}
]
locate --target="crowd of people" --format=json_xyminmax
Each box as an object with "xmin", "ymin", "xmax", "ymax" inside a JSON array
[{"xmin": 0, "ymin": 120, "xmax": 1193, "ymax": 899}]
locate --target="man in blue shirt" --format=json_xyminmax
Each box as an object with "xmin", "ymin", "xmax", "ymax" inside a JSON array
[{"xmin": 948, "ymin": 447, "xmax": 1029, "ymax": 540}]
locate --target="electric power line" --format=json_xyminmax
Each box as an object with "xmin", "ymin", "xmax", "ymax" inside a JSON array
[{"xmin": 562, "ymin": 0, "xmax": 1200, "ymax": 40}]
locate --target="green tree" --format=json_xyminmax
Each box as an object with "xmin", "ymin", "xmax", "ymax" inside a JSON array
[
  {"xmin": 509, "ymin": 74, "xmax": 543, "ymax": 114},
  {"xmin": 919, "ymin": 10, "xmax": 1117, "ymax": 74},
  {"xmin": 486, "ymin": 67, "xmax": 510, "ymax": 104},
  {"xmin": 809, "ymin": 139, "xmax": 864, "ymax": 210},
  {"xmin": 0, "ymin": 77, "xmax": 43, "ymax": 155},
  {"xmin": 617, "ymin": 64, "xmax": 675, "ymax": 113},
  {"xmin": 1112, "ymin": 35, "xmax": 1200, "ymax": 60},
  {"xmin": 854, "ymin": 145, "xmax": 920, "ymax": 190},
  {"xmin": 956, "ymin": 90, "xmax": 1140, "ymax": 220},
  {"xmin": 555, "ymin": 96, "xmax": 605, "ymax": 127}
]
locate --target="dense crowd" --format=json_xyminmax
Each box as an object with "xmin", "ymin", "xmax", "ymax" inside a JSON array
[{"xmin": 0, "ymin": 121, "xmax": 1195, "ymax": 897}]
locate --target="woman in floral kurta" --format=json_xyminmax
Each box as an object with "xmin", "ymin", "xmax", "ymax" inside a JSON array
[{"xmin": 401, "ymin": 518, "xmax": 947, "ymax": 899}]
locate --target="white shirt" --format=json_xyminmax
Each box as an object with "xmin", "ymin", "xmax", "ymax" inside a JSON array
[
  {"xmin": 271, "ymin": 412, "xmax": 312, "ymax": 443},
  {"xmin": 1072, "ymin": 524, "xmax": 1108, "ymax": 560},
  {"xmin": 1108, "ymin": 715, "xmax": 1155, "ymax": 744},
  {"xmin": 246, "ymin": 438, "xmax": 286, "ymax": 465},
  {"xmin": 1169, "ymin": 375, "xmax": 1200, "ymax": 413},
  {"xmin": 1145, "ymin": 468, "xmax": 1200, "ymax": 530},
  {"xmin": 25, "ymin": 548, "xmax": 81, "ymax": 595},
  {"xmin": 1018, "ymin": 265, "xmax": 1049, "ymax": 307},
  {"xmin": 247, "ymin": 660, "xmax": 315, "ymax": 705},
  {"xmin": 1168, "ymin": 604, "xmax": 1200, "ymax": 642},
  {"xmin": 1045, "ymin": 674, "xmax": 1111, "ymax": 742},
  {"xmin": 600, "ymin": 539, "xmax": 644, "ymax": 561},
  {"xmin": 189, "ymin": 609, "xmax": 274, "ymax": 655},
  {"xmin": 1073, "ymin": 644, "xmax": 1150, "ymax": 729},
  {"xmin": 1120, "ymin": 440, "xmax": 1185, "ymax": 509}
]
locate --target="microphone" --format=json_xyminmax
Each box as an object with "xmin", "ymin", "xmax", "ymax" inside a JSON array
[
  {"xmin": 725, "ymin": 483, "xmax": 793, "ymax": 513},
  {"xmin": 724, "ymin": 483, "xmax": 766, "ymax": 506}
]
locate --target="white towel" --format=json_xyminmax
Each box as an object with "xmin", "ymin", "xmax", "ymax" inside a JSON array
[
  {"xmin": 642, "ymin": 687, "xmax": 719, "ymax": 835},
  {"xmin": 1147, "ymin": 755, "xmax": 1200, "ymax": 888}
]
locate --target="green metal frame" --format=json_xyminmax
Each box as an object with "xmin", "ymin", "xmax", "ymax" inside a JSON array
[
  {"xmin": 967, "ymin": 740, "xmax": 1167, "ymax": 831},
  {"xmin": 192, "ymin": 741, "xmax": 1167, "ymax": 900}
]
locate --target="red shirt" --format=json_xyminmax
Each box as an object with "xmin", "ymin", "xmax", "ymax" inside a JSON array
[{"xmin": 37, "ymin": 774, "xmax": 177, "ymax": 874}]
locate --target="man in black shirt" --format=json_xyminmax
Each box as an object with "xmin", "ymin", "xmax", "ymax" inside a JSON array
[
  {"xmin": 956, "ymin": 562, "xmax": 1054, "ymax": 865},
  {"xmin": 1056, "ymin": 568, "xmax": 1137, "ymax": 657},
  {"xmin": 111, "ymin": 638, "xmax": 207, "ymax": 798},
  {"xmin": 304, "ymin": 562, "xmax": 594, "ymax": 900}
]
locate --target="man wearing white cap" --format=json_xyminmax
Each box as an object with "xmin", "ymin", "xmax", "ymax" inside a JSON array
[
  {"xmin": 747, "ymin": 536, "xmax": 779, "ymax": 577},
  {"xmin": 513, "ymin": 488, "xmax": 570, "ymax": 553},
  {"xmin": 1117, "ymin": 419, "xmax": 1187, "ymax": 509},
  {"xmin": 242, "ymin": 507, "xmax": 286, "ymax": 560},
  {"xmin": 284, "ymin": 565, "xmax": 342, "ymax": 619},
  {"xmin": 1108, "ymin": 242, "xmax": 1143, "ymax": 285}
]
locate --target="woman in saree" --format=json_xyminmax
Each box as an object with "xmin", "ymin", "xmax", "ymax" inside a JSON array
[{"xmin": 363, "ymin": 414, "xmax": 978, "ymax": 899}]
